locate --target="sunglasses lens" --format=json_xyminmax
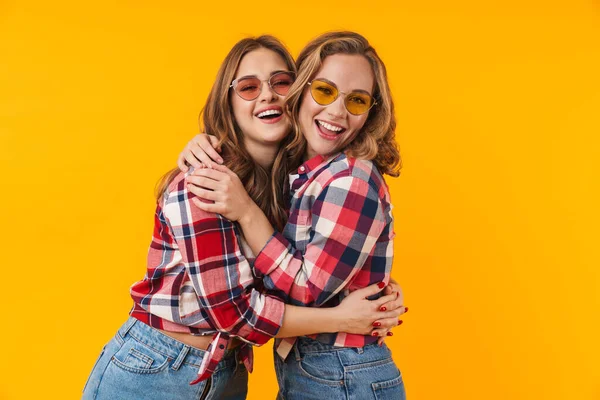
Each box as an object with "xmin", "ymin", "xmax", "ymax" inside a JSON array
[
  {"xmin": 270, "ymin": 72, "xmax": 295, "ymax": 96},
  {"xmin": 234, "ymin": 77, "xmax": 262, "ymax": 100},
  {"xmin": 310, "ymin": 80, "xmax": 338, "ymax": 105},
  {"xmin": 345, "ymin": 93, "xmax": 374, "ymax": 115}
]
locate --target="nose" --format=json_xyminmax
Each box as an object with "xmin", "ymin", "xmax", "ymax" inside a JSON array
[
  {"xmin": 257, "ymin": 80, "xmax": 278, "ymax": 103},
  {"xmin": 326, "ymin": 95, "xmax": 345, "ymax": 118}
]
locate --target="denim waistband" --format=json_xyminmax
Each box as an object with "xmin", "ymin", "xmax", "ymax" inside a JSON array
[
  {"xmin": 118, "ymin": 317, "xmax": 235, "ymax": 369},
  {"xmin": 295, "ymin": 336, "xmax": 378, "ymax": 355}
]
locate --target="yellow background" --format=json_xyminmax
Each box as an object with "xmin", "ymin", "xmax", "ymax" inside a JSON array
[{"xmin": 1, "ymin": 1, "xmax": 599, "ymax": 399}]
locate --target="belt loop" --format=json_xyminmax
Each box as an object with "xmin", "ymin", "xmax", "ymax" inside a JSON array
[
  {"xmin": 119, "ymin": 317, "xmax": 137, "ymax": 339},
  {"xmin": 293, "ymin": 341, "xmax": 302, "ymax": 361},
  {"xmin": 171, "ymin": 345, "xmax": 190, "ymax": 371}
]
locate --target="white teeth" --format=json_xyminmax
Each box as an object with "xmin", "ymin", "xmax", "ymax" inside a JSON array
[
  {"xmin": 317, "ymin": 120, "xmax": 343, "ymax": 132},
  {"xmin": 257, "ymin": 109, "xmax": 282, "ymax": 118}
]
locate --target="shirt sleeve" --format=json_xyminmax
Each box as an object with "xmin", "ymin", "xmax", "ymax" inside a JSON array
[
  {"xmin": 162, "ymin": 178, "xmax": 285, "ymax": 346},
  {"xmin": 253, "ymin": 173, "xmax": 390, "ymax": 306}
]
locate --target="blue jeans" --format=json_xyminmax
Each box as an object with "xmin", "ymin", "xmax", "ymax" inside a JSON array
[
  {"xmin": 274, "ymin": 337, "xmax": 406, "ymax": 400},
  {"xmin": 82, "ymin": 317, "xmax": 248, "ymax": 400}
]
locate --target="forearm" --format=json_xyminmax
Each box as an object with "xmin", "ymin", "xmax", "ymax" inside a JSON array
[
  {"xmin": 238, "ymin": 202, "xmax": 279, "ymax": 256},
  {"xmin": 276, "ymin": 304, "xmax": 340, "ymax": 338}
]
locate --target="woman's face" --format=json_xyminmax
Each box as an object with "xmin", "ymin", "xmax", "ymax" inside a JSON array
[
  {"xmin": 231, "ymin": 48, "xmax": 292, "ymax": 149},
  {"xmin": 298, "ymin": 54, "xmax": 375, "ymax": 160}
]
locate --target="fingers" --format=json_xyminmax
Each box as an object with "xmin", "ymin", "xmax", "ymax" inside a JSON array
[
  {"xmin": 379, "ymin": 294, "xmax": 406, "ymax": 313},
  {"xmin": 187, "ymin": 185, "xmax": 218, "ymax": 201},
  {"xmin": 372, "ymin": 293, "xmax": 397, "ymax": 309},
  {"xmin": 371, "ymin": 319, "xmax": 403, "ymax": 338},
  {"xmin": 196, "ymin": 134, "xmax": 223, "ymax": 165},
  {"xmin": 185, "ymin": 176, "xmax": 219, "ymax": 191},
  {"xmin": 383, "ymin": 284, "xmax": 394, "ymax": 296},
  {"xmin": 209, "ymin": 163, "xmax": 235, "ymax": 176},
  {"xmin": 350, "ymin": 282, "xmax": 386, "ymax": 299},
  {"xmin": 191, "ymin": 197, "xmax": 222, "ymax": 213},
  {"xmin": 177, "ymin": 154, "xmax": 189, "ymax": 172},
  {"xmin": 206, "ymin": 135, "xmax": 223, "ymax": 155},
  {"xmin": 190, "ymin": 167, "xmax": 229, "ymax": 181},
  {"xmin": 378, "ymin": 306, "xmax": 407, "ymax": 320},
  {"xmin": 371, "ymin": 317, "xmax": 402, "ymax": 330},
  {"xmin": 189, "ymin": 143, "xmax": 215, "ymax": 169}
]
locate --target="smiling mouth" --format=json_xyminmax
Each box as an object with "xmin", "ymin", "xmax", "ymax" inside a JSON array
[
  {"xmin": 256, "ymin": 109, "xmax": 283, "ymax": 120},
  {"xmin": 315, "ymin": 120, "xmax": 346, "ymax": 137}
]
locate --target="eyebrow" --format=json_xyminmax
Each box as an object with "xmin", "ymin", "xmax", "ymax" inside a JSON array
[
  {"xmin": 235, "ymin": 70, "xmax": 289, "ymax": 81},
  {"xmin": 314, "ymin": 77, "xmax": 373, "ymax": 96}
]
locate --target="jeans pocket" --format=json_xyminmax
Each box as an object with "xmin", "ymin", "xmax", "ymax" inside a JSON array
[
  {"xmin": 110, "ymin": 339, "xmax": 170, "ymax": 374},
  {"xmin": 297, "ymin": 351, "xmax": 344, "ymax": 386},
  {"xmin": 372, "ymin": 374, "xmax": 406, "ymax": 400},
  {"xmin": 83, "ymin": 346, "xmax": 106, "ymax": 394}
]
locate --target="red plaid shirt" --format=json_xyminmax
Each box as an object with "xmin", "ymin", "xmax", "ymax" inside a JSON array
[
  {"xmin": 130, "ymin": 169, "xmax": 285, "ymax": 384},
  {"xmin": 253, "ymin": 153, "xmax": 395, "ymax": 359}
]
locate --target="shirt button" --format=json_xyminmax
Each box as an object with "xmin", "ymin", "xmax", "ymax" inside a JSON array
[
  {"xmin": 299, "ymin": 166, "xmax": 306, "ymax": 173},
  {"xmin": 219, "ymin": 344, "xmax": 225, "ymax": 349}
]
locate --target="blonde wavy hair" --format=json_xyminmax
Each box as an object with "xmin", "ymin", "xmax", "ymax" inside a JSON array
[
  {"xmin": 284, "ymin": 31, "xmax": 401, "ymax": 177},
  {"xmin": 156, "ymin": 36, "xmax": 296, "ymax": 231}
]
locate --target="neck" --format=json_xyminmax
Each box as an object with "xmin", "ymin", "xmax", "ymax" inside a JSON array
[{"xmin": 244, "ymin": 138, "xmax": 279, "ymax": 169}]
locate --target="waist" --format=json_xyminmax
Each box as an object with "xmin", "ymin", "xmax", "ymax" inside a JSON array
[
  {"xmin": 117, "ymin": 317, "xmax": 240, "ymax": 370},
  {"xmin": 159, "ymin": 329, "xmax": 242, "ymax": 351},
  {"xmin": 293, "ymin": 332, "xmax": 378, "ymax": 348}
]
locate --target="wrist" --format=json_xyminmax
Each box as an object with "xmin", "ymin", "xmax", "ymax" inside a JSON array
[
  {"xmin": 325, "ymin": 307, "xmax": 344, "ymax": 333},
  {"xmin": 239, "ymin": 202, "xmax": 260, "ymax": 227}
]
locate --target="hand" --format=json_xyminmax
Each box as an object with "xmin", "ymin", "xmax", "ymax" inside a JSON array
[
  {"xmin": 185, "ymin": 164, "xmax": 253, "ymax": 222},
  {"xmin": 373, "ymin": 279, "xmax": 408, "ymax": 345},
  {"xmin": 334, "ymin": 282, "xmax": 405, "ymax": 336},
  {"xmin": 177, "ymin": 133, "xmax": 223, "ymax": 172}
]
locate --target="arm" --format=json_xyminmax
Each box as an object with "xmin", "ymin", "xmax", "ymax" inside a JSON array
[
  {"xmin": 278, "ymin": 282, "xmax": 402, "ymax": 338},
  {"xmin": 162, "ymin": 174, "xmax": 284, "ymax": 346},
  {"xmin": 165, "ymin": 173, "xmax": 401, "ymax": 342},
  {"xmin": 187, "ymin": 166, "xmax": 390, "ymax": 307},
  {"xmin": 256, "ymin": 175, "xmax": 389, "ymax": 306}
]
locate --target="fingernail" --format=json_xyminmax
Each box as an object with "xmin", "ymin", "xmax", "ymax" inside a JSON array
[
  {"xmin": 377, "ymin": 282, "xmax": 386, "ymax": 289},
  {"xmin": 398, "ymin": 320, "xmax": 403, "ymax": 325},
  {"xmin": 218, "ymin": 158, "xmax": 224, "ymax": 164},
  {"xmin": 387, "ymin": 332, "xmax": 393, "ymax": 336},
  {"xmin": 371, "ymin": 332, "xmax": 378, "ymax": 337},
  {"xmin": 378, "ymin": 342, "xmax": 383, "ymax": 347},
  {"xmin": 404, "ymin": 307, "xmax": 409, "ymax": 313},
  {"xmin": 372, "ymin": 322, "xmax": 381, "ymax": 327},
  {"xmin": 396, "ymin": 292, "xmax": 400, "ymax": 299},
  {"xmin": 380, "ymin": 306, "xmax": 387, "ymax": 312}
]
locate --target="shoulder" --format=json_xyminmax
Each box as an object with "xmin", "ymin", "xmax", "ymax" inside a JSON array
[
  {"xmin": 326, "ymin": 155, "xmax": 389, "ymax": 199},
  {"xmin": 161, "ymin": 167, "xmax": 221, "ymax": 222}
]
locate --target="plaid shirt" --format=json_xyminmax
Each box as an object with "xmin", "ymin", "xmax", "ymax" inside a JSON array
[
  {"xmin": 130, "ymin": 169, "xmax": 285, "ymax": 384},
  {"xmin": 253, "ymin": 153, "xmax": 395, "ymax": 359}
]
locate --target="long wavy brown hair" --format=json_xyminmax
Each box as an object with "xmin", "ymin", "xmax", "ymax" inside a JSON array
[
  {"xmin": 156, "ymin": 36, "xmax": 297, "ymax": 231},
  {"xmin": 284, "ymin": 31, "xmax": 402, "ymax": 177}
]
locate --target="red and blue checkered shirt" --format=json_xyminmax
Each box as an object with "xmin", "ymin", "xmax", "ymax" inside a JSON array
[
  {"xmin": 130, "ymin": 169, "xmax": 285, "ymax": 384},
  {"xmin": 253, "ymin": 153, "xmax": 396, "ymax": 359}
]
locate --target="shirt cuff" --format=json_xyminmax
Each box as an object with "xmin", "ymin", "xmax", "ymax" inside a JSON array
[
  {"xmin": 242, "ymin": 294, "xmax": 285, "ymax": 346},
  {"xmin": 253, "ymin": 231, "xmax": 291, "ymax": 278}
]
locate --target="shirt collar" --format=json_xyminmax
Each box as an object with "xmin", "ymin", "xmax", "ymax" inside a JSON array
[{"xmin": 296, "ymin": 152, "xmax": 343, "ymax": 177}]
